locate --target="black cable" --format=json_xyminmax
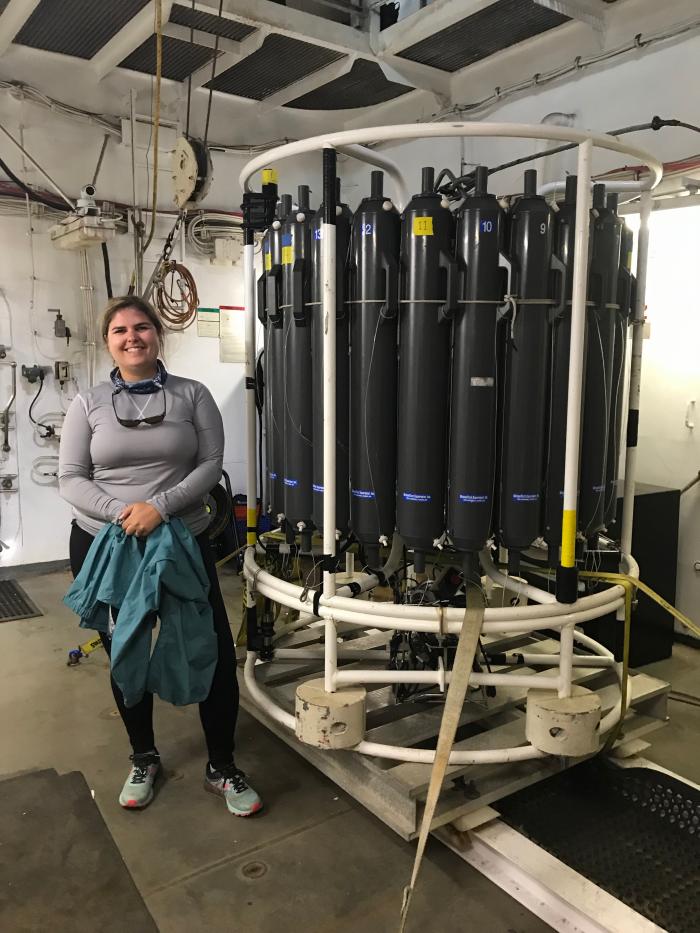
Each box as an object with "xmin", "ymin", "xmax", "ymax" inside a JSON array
[
  {"xmin": 203, "ymin": 0, "xmax": 225, "ymax": 149},
  {"xmin": 0, "ymin": 154, "xmax": 65, "ymax": 211},
  {"xmin": 439, "ymin": 115, "xmax": 700, "ymax": 197},
  {"xmin": 101, "ymin": 242, "xmax": 113, "ymax": 298},
  {"xmin": 255, "ymin": 348, "xmax": 264, "ymax": 514},
  {"xmin": 28, "ymin": 374, "xmax": 55, "ymax": 438}
]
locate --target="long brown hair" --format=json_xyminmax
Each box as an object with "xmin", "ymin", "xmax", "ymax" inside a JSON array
[{"xmin": 100, "ymin": 296, "xmax": 165, "ymax": 352}]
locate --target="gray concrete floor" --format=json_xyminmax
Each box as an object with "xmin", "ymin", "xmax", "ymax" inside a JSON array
[{"xmin": 1, "ymin": 568, "xmax": 698, "ymax": 932}]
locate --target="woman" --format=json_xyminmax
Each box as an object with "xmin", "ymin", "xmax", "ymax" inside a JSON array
[{"xmin": 59, "ymin": 295, "xmax": 261, "ymax": 816}]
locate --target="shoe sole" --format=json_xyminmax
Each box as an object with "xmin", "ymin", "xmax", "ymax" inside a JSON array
[{"xmin": 203, "ymin": 779, "xmax": 263, "ymax": 817}]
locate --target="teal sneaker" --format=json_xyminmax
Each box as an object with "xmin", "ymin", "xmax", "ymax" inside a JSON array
[
  {"xmin": 204, "ymin": 764, "xmax": 263, "ymax": 816},
  {"xmin": 119, "ymin": 752, "xmax": 161, "ymax": 809}
]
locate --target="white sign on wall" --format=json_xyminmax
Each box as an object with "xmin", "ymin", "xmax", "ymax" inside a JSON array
[{"xmin": 219, "ymin": 305, "xmax": 245, "ymax": 362}]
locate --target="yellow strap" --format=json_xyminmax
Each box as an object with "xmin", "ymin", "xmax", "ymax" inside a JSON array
[
  {"xmin": 576, "ymin": 569, "xmax": 699, "ymax": 751},
  {"xmin": 578, "ymin": 570, "xmax": 700, "ymax": 640}
]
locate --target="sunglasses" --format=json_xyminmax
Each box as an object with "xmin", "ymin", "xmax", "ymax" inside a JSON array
[{"xmin": 112, "ymin": 390, "xmax": 167, "ymax": 428}]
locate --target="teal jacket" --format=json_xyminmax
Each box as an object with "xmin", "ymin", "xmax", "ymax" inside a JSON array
[{"xmin": 64, "ymin": 520, "xmax": 218, "ymax": 708}]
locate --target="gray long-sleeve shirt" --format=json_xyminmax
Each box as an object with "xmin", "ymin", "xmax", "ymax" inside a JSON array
[{"xmin": 58, "ymin": 374, "xmax": 223, "ymax": 537}]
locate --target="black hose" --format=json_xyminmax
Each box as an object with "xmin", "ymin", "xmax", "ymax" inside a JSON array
[
  {"xmin": 28, "ymin": 374, "xmax": 54, "ymax": 438},
  {"xmin": 101, "ymin": 242, "xmax": 113, "ymax": 298},
  {"xmin": 0, "ymin": 155, "xmax": 65, "ymax": 211},
  {"xmin": 439, "ymin": 116, "xmax": 700, "ymax": 197}
]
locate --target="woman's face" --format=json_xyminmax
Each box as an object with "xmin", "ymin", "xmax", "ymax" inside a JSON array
[{"xmin": 106, "ymin": 308, "xmax": 160, "ymax": 376}]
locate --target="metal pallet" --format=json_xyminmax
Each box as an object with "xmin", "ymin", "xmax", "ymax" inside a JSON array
[{"xmin": 238, "ymin": 626, "xmax": 670, "ymax": 840}]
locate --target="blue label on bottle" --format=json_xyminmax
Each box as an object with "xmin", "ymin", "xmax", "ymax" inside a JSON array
[
  {"xmin": 361, "ymin": 223, "xmax": 374, "ymax": 236},
  {"xmin": 269, "ymin": 471, "xmax": 277, "ymax": 480},
  {"xmin": 313, "ymin": 483, "xmax": 324, "ymax": 493},
  {"xmin": 512, "ymin": 492, "xmax": 540, "ymax": 502},
  {"xmin": 281, "ymin": 233, "xmax": 292, "ymax": 246},
  {"xmin": 352, "ymin": 488, "xmax": 375, "ymax": 499},
  {"xmin": 593, "ymin": 484, "xmax": 605, "ymax": 493},
  {"xmin": 459, "ymin": 493, "xmax": 488, "ymax": 503},
  {"xmin": 284, "ymin": 477, "xmax": 298, "ymax": 487},
  {"xmin": 402, "ymin": 492, "xmax": 431, "ymax": 503},
  {"xmin": 313, "ymin": 228, "xmax": 322, "ymax": 240}
]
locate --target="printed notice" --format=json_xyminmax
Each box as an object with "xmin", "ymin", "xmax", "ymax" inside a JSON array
[
  {"xmin": 219, "ymin": 305, "xmax": 245, "ymax": 362},
  {"xmin": 197, "ymin": 307, "xmax": 220, "ymax": 338}
]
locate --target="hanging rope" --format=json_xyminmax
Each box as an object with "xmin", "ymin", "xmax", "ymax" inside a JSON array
[{"xmin": 142, "ymin": 0, "xmax": 163, "ymax": 254}]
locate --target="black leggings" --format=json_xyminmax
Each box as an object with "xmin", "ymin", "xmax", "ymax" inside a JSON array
[{"xmin": 69, "ymin": 522, "xmax": 239, "ymax": 769}]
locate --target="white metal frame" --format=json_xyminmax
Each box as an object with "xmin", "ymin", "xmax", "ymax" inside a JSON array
[{"xmin": 239, "ymin": 122, "xmax": 661, "ymax": 766}]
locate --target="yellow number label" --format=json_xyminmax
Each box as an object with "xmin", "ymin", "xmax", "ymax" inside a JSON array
[
  {"xmin": 282, "ymin": 245, "xmax": 294, "ymax": 265},
  {"xmin": 413, "ymin": 216, "xmax": 434, "ymax": 236},
  {"xmin": 264, "ymin": 252, "xmax": 272, "ymax": 271}
]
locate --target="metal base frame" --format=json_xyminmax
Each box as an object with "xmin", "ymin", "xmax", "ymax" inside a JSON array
[{"xmin": 238, "ymin": 627, "xmax": 669, "ymax": 840}]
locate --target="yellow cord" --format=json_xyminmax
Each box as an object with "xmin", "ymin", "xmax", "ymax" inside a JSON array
[
  {"xmin": 578, "ymin": 570, "xmax": 700, "ymax": 640},
  {"xmin": 575, "ymin": 569, "xmax": 699, "ymax": 750}
]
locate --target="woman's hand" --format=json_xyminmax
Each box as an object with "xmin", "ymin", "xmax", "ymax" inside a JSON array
[{"xmin": 119, "ymin": 502, "xmax": 163, "ymax": 538}]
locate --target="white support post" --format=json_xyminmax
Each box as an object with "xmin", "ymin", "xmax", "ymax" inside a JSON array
[
  {"xmin": 244, "ymin": 239, "xmax": 258, "ymax": 556},
  {"xmin": 558, "ymin": 139, "xmax": 593, "ymax": 601},
  {"xmin": 620, "ymin": 190, "xmax": 652, "ymax": 556},
  {"xmin": 322, "ymin": 145, "xmax": 338, "ymax": 693},
  {"xmin": 558, "ymin": 623, "xmax": 575, "ymax": 698}
]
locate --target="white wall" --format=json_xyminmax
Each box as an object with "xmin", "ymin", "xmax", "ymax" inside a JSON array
[{"xmin": 626, "ymin": 206, "xmax": 700, "ymax": 626}]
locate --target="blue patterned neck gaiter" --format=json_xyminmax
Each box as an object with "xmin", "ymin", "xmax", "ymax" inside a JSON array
[{"xmin": 110, "ymin": 359, "xmax": 168, "ymax": 395}]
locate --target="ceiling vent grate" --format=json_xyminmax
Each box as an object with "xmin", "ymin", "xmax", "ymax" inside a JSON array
[
  {"xmin": 287, "ymin": 59, "xmax": 412, "ymax": 110},
  {"xmin": 15, "ymin": 0, "xmax": 150, "ymax": 60},
  {"xmin": 206, "ymin": 33, "xmax": 345, "ymax": 101},
  {"xmin": 120, "ymin": 34, "xmax": 216, "ymax": 82},
  {"xmin": 397, "ymin": 0, "xmax": 570, "ymax": 73},
  {"xmin": 169, "ymin": 4, "xmax": 257, "ymax": 42}
]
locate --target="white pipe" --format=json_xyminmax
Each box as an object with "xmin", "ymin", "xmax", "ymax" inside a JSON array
[
  {"xmin": 572, "ymin": 628, "xmax": 615, "ymax": 659},
  {"xmin": 481, "ymin": 599, "xmax": 624, "ymax": 633},
  {"xmin": 322, "ymin": 147, "xmax": 337, "ymax": 693},
  {"xmin": 538, "ymin": 179, "xmax": 651, "ymax": 196},
  {"xmin": 480, "ymin": 548, "xmax": 557, "ymax": 604},
  {"xmin": 244, "ymin": 549, "xmax": 625, "ymax": 628},
  {"xmin": 334, "ymin": 669, "xmax": 561, "ymax": 689},
  {"xmin": 558, "ymin": 622, "xmax": 575, "ymax": 698},
  {"xmin": 621, "ymin": 189, "xmax": 652, "ymax": 556},
  {"xmin": 352, "ymin": 740, "xmax": 545, "ymax": 765},
  {"xmin": 497, "ymin": 652, "xmax": 614, "ymax": 668},
  {"xmin": 239, "ymin": 123, "xmax": 663, "ymax": 195},
  {"xmin": 244, "ymin": 652, "xmax": 545, "ymax": 765},
  {"xmin": 243, "ymin": 241, "xmax": 258, "ymax": 559},
  {"xmin": 561, "ymin": 140, "xmax": 593, "ymax": 572}
]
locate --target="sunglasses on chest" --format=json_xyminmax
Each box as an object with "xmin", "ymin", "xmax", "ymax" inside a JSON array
[{"xmin": 112, "ymin": 389, "xmax": 167, "ymax": 428}]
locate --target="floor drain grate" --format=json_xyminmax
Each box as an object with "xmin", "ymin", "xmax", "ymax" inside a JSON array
[{"xmin": 0, "ymin": 579, "xmax": 43, "ymax": 622}]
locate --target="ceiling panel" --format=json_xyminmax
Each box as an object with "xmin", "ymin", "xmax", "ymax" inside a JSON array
[
  {"xmin": 169, "ymin": 4, "xmax": 257, "ymax": 42},
  {"xmin": 15, "ymin": 0, "xmax": 150, "ymax": 60},
  {"xmin": 120, "ymin": 34, "xmax": 215, "ymax": 82},
  {"xmin": 397, "ymin": 0, "xmax": 570, "ymax": 73},
  {"xmin": 287, "ymin": 59, "xmax": 412, "ymax": 110},
  {"xmin": 205, "ymin": 33, "xmax": 345, "ymax": 101}
]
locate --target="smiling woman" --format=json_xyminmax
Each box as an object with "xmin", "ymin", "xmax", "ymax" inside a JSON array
[{"xmin": 57, "ymin": 295, "xmax": 262, "ymax": 818}]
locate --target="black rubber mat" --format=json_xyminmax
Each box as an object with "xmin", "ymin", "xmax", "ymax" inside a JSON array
[
  {"xmin": 497, "ymin": 759, "xmax": 700, "ymax": 932},
  {"xmin": 0, "ymin": 578, "xmax": 42, "ymax": 622},
  {"xmin": 0, "ymin": 769, "xmax": 157, "ymax": 932}
]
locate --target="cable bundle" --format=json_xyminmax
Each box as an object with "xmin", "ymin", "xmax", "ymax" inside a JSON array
[{"xmin": 153, "ymin": 260, "xmax": 198, "ymax": 330}]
